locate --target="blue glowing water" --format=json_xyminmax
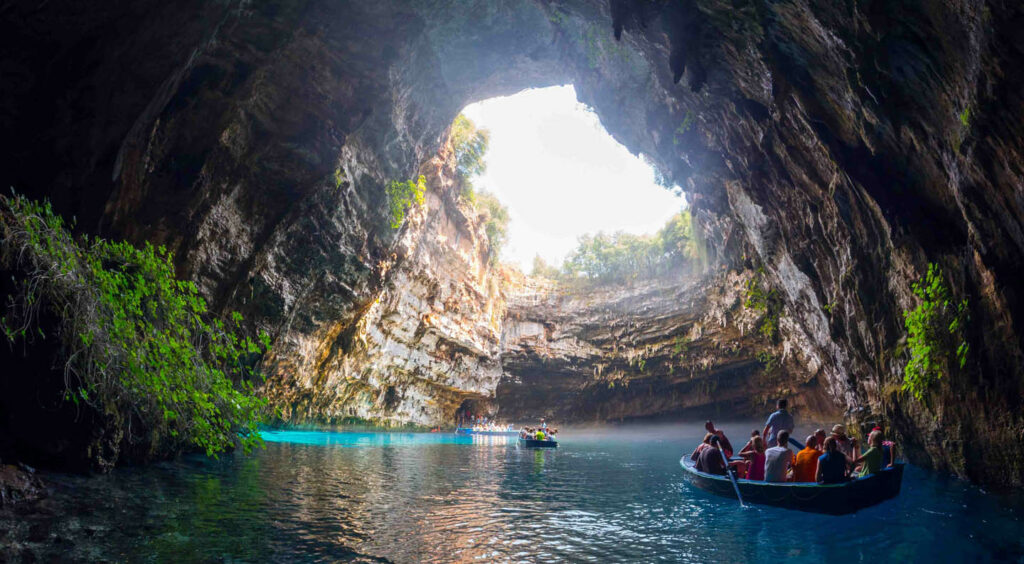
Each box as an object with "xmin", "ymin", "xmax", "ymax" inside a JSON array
[{"xmin": 3, "ymin": 424, "xmax": 1022, "ymax": 562}]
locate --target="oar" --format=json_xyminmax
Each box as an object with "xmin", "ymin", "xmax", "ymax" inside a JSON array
[
  {"xmin": 717, "ymin": 447, "xmax": 745, "ymax": 508},
  {"xmin": 788, "ymin": 437, "xmax": 805, "ymax": 450}
]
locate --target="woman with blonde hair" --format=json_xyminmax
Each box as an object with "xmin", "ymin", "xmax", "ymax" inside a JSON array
[{"xmin": 739, "ymin": 435, "xmax": 767, "ymax": 481}]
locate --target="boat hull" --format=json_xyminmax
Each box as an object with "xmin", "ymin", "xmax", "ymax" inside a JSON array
[
  {"xmin": 680, "ymin": 458, "xmax": 904, "ymax": 515},
  {"xmin": 519, "ymin": 438, "xmax": 558, "ymax": 448}
]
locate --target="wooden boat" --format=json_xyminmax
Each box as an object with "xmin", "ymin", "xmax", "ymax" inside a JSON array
[
  {"xmin": 518, "ymin": 437, "xmax": 558, "ymax": 448},
  {"xmin": 679, "ymin": 457, "xmax": 904, "ymax": 515},
  {"xmin": 455, "ymin": 427, "xmax": 519, "ymax": 436}
]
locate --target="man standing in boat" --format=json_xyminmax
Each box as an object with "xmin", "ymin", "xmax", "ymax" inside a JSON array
[{"xmin": 762, "ymin": 399, "xmax": 795, "ymax": 447}]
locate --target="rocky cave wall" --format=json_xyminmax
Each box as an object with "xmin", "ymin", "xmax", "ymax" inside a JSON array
[
  {"xmin": 261, "ymin": 147, "xmax": 510, "ymax": 427},
  {"xmin": 2, "ymin": 0, "xmax": 1024, "ymax": 487},
  {"xmin": 497, "ymin": 267, "xmax": 837, "ymax": 423}
]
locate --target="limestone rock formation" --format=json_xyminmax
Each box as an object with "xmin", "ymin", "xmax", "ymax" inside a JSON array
[
  {"xmin": 2, "ymin": 0, "xmax": 1023, "ymax": 487},
  {"xmin": 497, "ymin": 267, "xmax": 836, "ymax": 423},
  {"xmin": 261, "ymin": 149, "xmax": 509, "ymax": 427}
]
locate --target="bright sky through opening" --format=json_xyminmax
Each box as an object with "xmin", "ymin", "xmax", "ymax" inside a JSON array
[{"xmin": 461, "ymin": 85, "xmax": 684, "ymax": 272}]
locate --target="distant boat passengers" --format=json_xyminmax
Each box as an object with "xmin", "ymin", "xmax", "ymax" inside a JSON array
[
  {"xmin": 689, "ymin": 398, "xmax": 897, "ymax": 484},
  {"xmin": 520, "ymin": 425, "xmax": 557, "ymax": 441}
]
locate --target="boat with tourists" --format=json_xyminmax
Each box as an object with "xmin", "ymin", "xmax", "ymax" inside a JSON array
[
  {"xmin": 679, "ymin": 456, "xmax": 905, "ymax": 514},
  {"xmin": 518, "ymin": 437, "xmax": 558, "ymax": 448},
  {"xmin": 682, "ymin": 404, "xmax": 906, "ymax": 514},
  {"xmin": 456, "ymin": 426, "xmax": 519, "ymax": 436},
  {"xmin": 517, "ymin": 422, "xmax": 559, "ymax": 447}
]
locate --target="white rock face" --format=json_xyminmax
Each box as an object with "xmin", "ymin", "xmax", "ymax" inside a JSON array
[{"xmin": 259, "ymin": 149, "xmax": 828, "ymax": 427}]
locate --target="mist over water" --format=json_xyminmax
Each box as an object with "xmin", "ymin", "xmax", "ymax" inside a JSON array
[{"xmin": 3, "ymin": 424, "xmax": 1022, "ymax": 562}]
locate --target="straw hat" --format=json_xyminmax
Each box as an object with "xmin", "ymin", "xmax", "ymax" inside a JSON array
[{"xmin": 831, "ymin": 424, "xmax": 846, "ymax": 434}]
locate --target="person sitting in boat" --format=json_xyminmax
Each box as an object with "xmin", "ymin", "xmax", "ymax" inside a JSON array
[
  {"xmin": 535, "ymin": 428, "xmax": 548, "ymax": 441},
  {"xmin": 704, "ymin": 420, "xmax": 733, "ymax": 458},
  {"xmin": 739, "ymin": 429, "xmax": 760, "ymax": 453},
  {"xmin": 830, "ymin": 424, "xmax": 858, "ymax": 463},
  {"xmin": 791, "ymin": 435, "xmax": 820, "ymax": 482},
  {"xmin": 851, "ymin": 430, "xmax": 885, "ymax": 477},
  {"xmin": 731, "ymin": 429, "xmax": 760, "ymax": 477},
  {"xmin": 763, "ymin": 430, "xmax": 795, "ymax": 482},
  {"xmin": 739, "ymin": 435, "xmax": 767, "ymax": 481},
  {"xmin": 762, "ymin": 399, "xmax": 795, "ymax": 447},
  {"xmin": 690, "ymin": 432, "xmax": 714, "ymax": 462},
  {"xmin": 695, "ymin": 434, "xmax": 728, "ymax": 475},
  {"xmin": 813, "ymin": 429, "xmax": 827, "ymax": 452},
  {"xmin": 870, "ymin": 425, "xmax": 896, "ymax": 468},
  {"xmin": 816, "ymin": 436, "xmax": 850, "ymax": 484}
]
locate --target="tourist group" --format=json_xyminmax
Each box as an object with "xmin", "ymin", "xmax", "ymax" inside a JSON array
[
  {"xmin": 520, "ymin": 418, "xmax": 558, "ymax": 441},
  {"xmin": 690, "ymin": 399, "xmax": 897, "ymax": 483}
]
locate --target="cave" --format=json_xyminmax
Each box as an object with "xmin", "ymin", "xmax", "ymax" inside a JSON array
[{"xmin": 2, "ymin": 0, "xmax": 1024, "ymax": 493}]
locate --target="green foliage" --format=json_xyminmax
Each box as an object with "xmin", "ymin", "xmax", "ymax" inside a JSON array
[
  {"xmin": 531, "ymin": 255, "xmax": 561, "ymax": 279},
  {"xmin": 902, "ymin": 263, "xmax": 969, "ymax": 401},
  {"xmin": 448, "ymin": 114, "xmax": 509, "ymax": 262},
  {"xmin": 744, "ymin": 268, "xmax": 783, "ymax": 341},
  {"xmin": 475, "ymin": 190, "xmax": 509, "ymax": 265},
  {"xmin": 450, "ymin": 113, "xmax": 490, "ymax": 189},
  {"xmin": 954, "ymin": 106, "xmax": 972, "ymax": 153},
  {"xmin": 386, "ymin": 175, "xmax": 426, "ymax": 229},
  {"xmin": 959, "ymin": 106, "xmax": 971, "ymax": 128},
  {"xmin": 673, "ymin": 335, "xmax": 690, "ymax": 357},
  {"xmin": 547, "ymin": 7, "xmax": 567, "ymax": 26},
  {"xmin": 0, "ymin": 194, "xmax": 270, "ymax": 457},
  {"xmin": 559, "ymin": 210, "xmax": 698, "ymax": 282},
  {"xmin": 756, "ymin": 350, "xmax": 778, "ymax": 372},
  {"xmin": 674, "ymin": 112, "xmax": 695, "ymax": 145}
]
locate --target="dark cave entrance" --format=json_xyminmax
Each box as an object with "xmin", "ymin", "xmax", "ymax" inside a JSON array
[{"xmin": 454, "ymin": 397, "xmax": 497, "ymax": 427}]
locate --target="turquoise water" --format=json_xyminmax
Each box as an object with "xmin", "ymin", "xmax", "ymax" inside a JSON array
[{"xmin": 3, "ymin": 424, "xmax": 1023, "ymax": 562}]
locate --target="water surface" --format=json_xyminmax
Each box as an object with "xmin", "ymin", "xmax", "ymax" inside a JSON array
[{"xmin": 2, "ymin": 424, "xmax": 1022, "ymax": 562}]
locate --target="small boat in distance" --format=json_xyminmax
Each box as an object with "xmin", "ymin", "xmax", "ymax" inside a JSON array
[
  {"xmin": 679, "ymin": 457, "xmax": 904, "ymax": 515},
  {"xmin": 455, "ymin": 427, "xmax": 519, "ymax": 436},
  {"xmin": 518, "ymin": 437, "xmax": 558, "ymax": 448}
]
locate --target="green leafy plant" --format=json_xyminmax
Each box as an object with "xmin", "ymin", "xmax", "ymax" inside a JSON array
[
  {"xmin": 673, "ymin": 335, "xmax": 690, "ymax": 357},
  {"xmin": 673, "ymin": 112, "xmax": 694, "ymax": 145},
  {"xmin": 474, "ymin": 191, "xmax": 509, "ymax": 265},
  {"xmin": 959, "ymin": 106, "xmax": 971, "ymax": 128},
  {"xmin": 756, "ymin": 350, "xmax": 778, "ymax": 372},
  {"xmin": 450, "ymin": 114, "xmax": 490, "ymax": 186},
  {"xmin": 447, "ymin": 114, "xmax": 509, "ymax": 262},
  {"xmin": 0, "ymin": 193, "xmax": 270, "ymax": 457},
  {"xmin": 902, "ymin": 263, "xmax": 969, "ymax": 401},
  {"xmin": 744, "ymin": 268, "xmax": 783, "ymax": 341},
  {"xmin": 386, "ymin": 175, "xmax": 426, "ymax": 229}
]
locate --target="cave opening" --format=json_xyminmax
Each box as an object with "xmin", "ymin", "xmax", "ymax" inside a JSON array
[{"xmin": 454, "ymin": 84, "xmax": 686, "ymax": 274}]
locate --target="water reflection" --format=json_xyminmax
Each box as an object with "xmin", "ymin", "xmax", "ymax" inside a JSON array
[{"xmin": 2, "ymin": 425, "xmax": 1021, "ymax": 562}]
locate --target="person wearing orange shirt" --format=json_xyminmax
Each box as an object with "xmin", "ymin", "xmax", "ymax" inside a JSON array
[{"xmin": 791, "ymin": 435, "xmax": 820, "ymax": 482}]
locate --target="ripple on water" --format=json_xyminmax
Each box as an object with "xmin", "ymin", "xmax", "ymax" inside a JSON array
[{"xmin": 2, "ymin": 425, "xmax": 1022, "ymax": 563}]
